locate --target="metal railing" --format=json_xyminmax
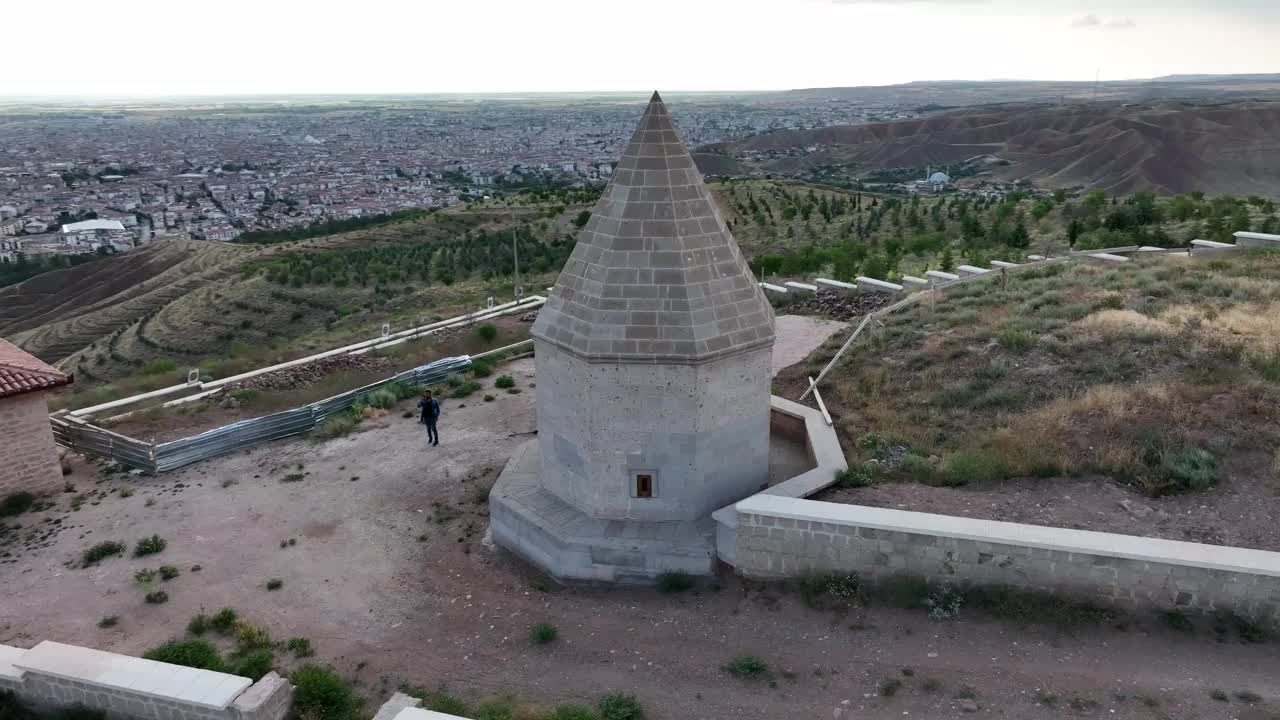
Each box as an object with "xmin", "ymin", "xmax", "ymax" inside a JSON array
[{"xmin": 53, "ymin": 355, "xmax": 473, "ymax": 473}]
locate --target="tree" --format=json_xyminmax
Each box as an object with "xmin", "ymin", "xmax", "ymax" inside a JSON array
[{"xmin": 939, "ymin": 245, "xmax": 955, "ymax": 273}]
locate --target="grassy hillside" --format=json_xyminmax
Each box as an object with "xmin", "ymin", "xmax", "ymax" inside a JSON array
[
  {"xmin": 777, "ymin": 249, "xmax": 1280, "ymax": 546},
  {"xmin": 709, "ymin": 179, "xmax": 1278, "ymax": 281}
]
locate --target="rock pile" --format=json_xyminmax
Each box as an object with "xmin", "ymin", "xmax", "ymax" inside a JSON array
[
  {"xmin": 784, "ymin": 289, "xmax": 897, "ymax": 321},
  {"xmin": 224, "ymin": 353, "xmax": 393, "ymax": 393}
]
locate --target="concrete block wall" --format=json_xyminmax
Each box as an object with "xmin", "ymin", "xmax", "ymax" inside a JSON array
[
  {"xmin": 0, "ymin": 392, "xmax": 63, "ymax": 500},
  {"xmin": 731, "ymin": 496, "xmax": 1280, "ymax": 624},
  {"xmin": 0, "ymin": 641, "xmax": 292, "ymax": 720}
]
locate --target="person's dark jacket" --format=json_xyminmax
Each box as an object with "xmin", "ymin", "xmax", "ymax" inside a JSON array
[{"xmin": 418, "ymin": 397, "xmax": 440, "ymax": 422}]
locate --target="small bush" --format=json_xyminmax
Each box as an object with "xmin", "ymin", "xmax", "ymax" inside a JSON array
[
  {"xmin": 597, "ymin": 692, "xmax": 643, "ymax": 720},
  {"xmin": 1097, "ymin": 293, "xmax": 1125, "ymax": 310},
  {"xmin": 722, "ymin": 655, "xmax": 770, "ymax": 680},
  {"xmin": 315, "ymin": 413, "xmax": 359, "ymax": 439},
  {"xmin": 942, "ymin": 450, "xmax": 1007, "ymax": 485},
  {"xmin": 286, "ymin": 637, "xmax": 315, "ymax": 657},
  {"xmin": 445, "ymin": 373, "xmax": 465, "ymax": 388},
  {"xmin": 417, "ymin": 689, "xmax": 469, "ymax": 716},
  {"xmin": 451, "ymin": 381, "xmax": 482, "ymax": 399},
  {"xmin": 134, "ymin": 568, "xmax": 157, "ymax": 585},
  {"xmin": 1159, "ymin": 610, "xmax": 1194, "ymax": 633},
  {"xmin": 159, "ymin": 565, "xmax": 179, "ymax": 581},
  {"xmin": 1210, "ymin": 689, "xmax": 1228, "ymax": 702},
  {"xmin": 474, "ymin": 700, "xmax": 515, "ymax": 720},
  {"xmin": 548, "ymin": 705, "xmax": 598, "ymax": 720},
  {"xmin": 145, "ymin": 590, "xmax": 169, "ymax": 604},
  {"xmin": 188, "ymin": 613, "xmax": 210, "ymax": 636},
  {"xmin": 925, "ymin": 587, "xmax": 963, "ymax": 621},
  {"xmin": 210, "ymin": 607, "xmax": 238, "ymax": 634},
  {"xmin": 235, "ymin": 649, "xmax": 275, "ymax": 681},
  {"xmin": 506, "ymin": 387, "xmax": 522, "ymax": 395},
  {"xmin": 656, "ymin": 571, "xmax": 694, "ymax": 594},
  {"xmin": 476, "ymin": 323, "xmax": 499, "ymax": 342},
  {"xmin": 1161, "ymin": 447, "xmax": 1219, "ymax": 493},
  {"xmin": 494, "ymin": 375, "xmax": 516, "ymax": 389},
  {"xmin": 529, "ymin": 622, "xmax": 558, "ymax": 645},
  {"xmin": 483, "ymin": 394, "xmax": 495, "ymax": 402},
  {"xmin": 82, "ymin": 541, "xmax": 125, "ymax": 566},
  {"xmin": 0, "ymin": 492, "xmax": 35, "ymax": 517},
  {"xmin": 996, "ymin": 327, "xmax": 1035, "ymax": 352},
  {"xmin": 470, "ymin": 359, "xmax": 493, "ymax": 377},
  {"xmin": 291, "ymin": 665, "xmax": 361, "ymax": 720},
  {"xmin": 1234, "ymin": 690, "xmax": 1262, "ymax": 704},
  {"xmin": 144, "ymin": 639, "xmax": 224, "ymax": 671},
  {"xmin": 365, "ymin": 388, "xmax": 399, "ymax": 410},
  {"xmin": 879, "ymin": 678, "xmax": 903, "ymax": 697},
  {"xmin": 266, "ymin": 578, "xmax": 284, "ymax": 591},
  {"xmin": 898, "ymin": 453, "xmax": 935, "ymax": 482},
  {"xmin": 134, "ymin": 534, "xmax": 166, "ymax": 557},
  {"xmin": 97, "ymin": 616, "xmax": 119, "ymax": 629},
  {"xmin": 235, "ymin": 622, "xmax": 273, "ymax": 652},
  {"xmin": 834, "ymin": 466, "xmax": 874, "ymax": 489},
  {"xmin": 141, "ymin": 358, "xmax": 178, "ymax": 376}
]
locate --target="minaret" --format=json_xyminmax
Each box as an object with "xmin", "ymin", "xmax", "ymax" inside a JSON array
[{"xmin": 491, "ymin": 92, "xmax": 777, "ymax": 583}]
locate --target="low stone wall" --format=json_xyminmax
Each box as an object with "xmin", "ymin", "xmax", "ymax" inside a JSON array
[
  {"xmin": 731, "ymin": 495, "xmax": 1280, "ymax": 624},
  {"xmin": 0, "ymin": 641, "xmax": 292, "ymax": 720}
]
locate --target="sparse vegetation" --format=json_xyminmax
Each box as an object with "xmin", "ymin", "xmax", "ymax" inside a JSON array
[
  {"xmin": 187, "ymin": 613, "xmax": 210, "ymax": 636},
  {"xmin": 529, "ymin": 622, "xmax": 558, "ymax": 645},
  {"xmin": 494, "ymin": 374, "xmax": 516, "ymax": 389},
  {"xmin": 145, "ymin": 590, "xmax": 169, "ymax": 604},
  {"xmin": 286, "ymin": 637, "xmax": 315, "ymax": 658},
  {"xmin": 266, "ymin": 578, "xmax": 284, "ymax": 591},
  {"xmin": 290, "ymin": 665, "xmax": 361, "ymax": 720},
  {"xmin": 143, "ymin": 639, "xmax": 224, "ymax": 671},
  {"xmin": 82, "ymin": 541, "xmax": 125, "ymax": 566},
  {"xmin": 476, "ymin": 323, "xmax": 499, "ymax": 342},
  {"xmin": 597, "ymin": 693, "xmax": 644, "ymax": 720},
  {"xmin": 97, "ymin": 616, "xmax": 118, "ymax": 629},
  {"xmin": 0, "ymin": 492, "xmax": 35, "ymax": 517},
  {"xmin": 722, "ymin": 655, "xmax": 770, "ymax": 680},
  {"xmin": 210, "ymin": 607, "xmax": 239, "ymax": 634},
  {"xmin": 656, "ymin": 571, "xmax": 694, "ymax": 594},
  {"xmin": 133, "ymin": 534, "xmax": 167, "ymax": 557}
]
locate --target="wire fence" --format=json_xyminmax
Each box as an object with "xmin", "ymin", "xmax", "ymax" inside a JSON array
[{"xmin": 52, "ymin": 355, "xmax": 473, "ymax": 473}]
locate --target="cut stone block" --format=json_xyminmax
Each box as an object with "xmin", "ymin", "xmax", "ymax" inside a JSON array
[
  {"xmin": 1234, "ymin": 231, "xmax": 1280, "ymax": 248},
  {"xmin": 784, "ymin": 281, "xmax": 818, "ymax": 294},
  {"xmin": 815, "ymin": 278, "xmax": 856, "ymax": 292},
  {"xmin": 760, "ymin": 282, "xmax": 789, "ymax": 294},
  {"xmin": 900, "ymin": 275, "xmax": 929, "ymax": 291},
  {"xmin": 990, "ymin": 260, "xmax": 1020, "ymax": 269},
  {"xmin": 1191, "ymin": 239, "xmax": 1237, "ymax": 256},
  {"xmin": 955, "ymin": 264, "xmax": 990, "ymax": 276},
  {"xmin": 925, "ymin": 270, "xmax": 959, "ymax": 287},
  {"xmin": 855, "ymin": 277, "xmax": 904, "ymax": 294},
  {"xmin": 1027, "ymin": 254, "xmax": 1046, "ymax": 261},
  {"xmin": 1088, "ymin": 253, "xmax": 1130, "ymax": 263}
]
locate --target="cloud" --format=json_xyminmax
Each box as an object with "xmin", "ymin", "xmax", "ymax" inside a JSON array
[{"xmin": 1071, "ymin": 14, "xmax": 1137, "ymax": 29}]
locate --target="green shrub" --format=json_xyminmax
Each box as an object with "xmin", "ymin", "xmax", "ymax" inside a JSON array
[
  {"xmin": 144, "ymin": 639, "xmax": 224, "ymax": 671},
  {"xmin": 476, "ymin": 323, "xmax": 499, "ymax": 343},
  {"xmin": 159, "ymin": 565, "xmax": 179, "ymax": 581},
  {"xmin": 483, "ymin": 394, "xmax": 495, "ymax": 402},
  {"xmin": 365, "ymin": 388, "xmax": 399, "ymax": 410},
  {"xmin": 82, "ymin": 541, "xmax": 125, "ymax": 566},
  {"xmin": 134, "ymin": 534, "xmax": 166, "ymax": 557},
  {"xmin": 134, "ymin": 568, "xmax": 157, "ymax": 584},
  {"xmin": 549, "ymin": 705, "xmax": 599, "ymax": 720},
  {"xmin": 1097, "ymin": 293, "xmax": 1125, "ymax": 310},
  {"xmin": 234, "ymin": 622, "xmax": 273, "ymax": 652},
  {"xmin": 879, "ymin": 678, "xmax": 903, "ymax": 697},
  {"xmin": 451, "ymin": 381, "xmax": 482, "ymax": 398},
  {"xmin": 474, "ymin": 699, "xmax": 514, "ymax": 720},
  {"xmin": 656, "ymin": 571, "xmax": 694, "ymax": 593},
  {"xmin": 266, "ymin": 578, "xmax": 284, "ymax": 591},
  {"xmin": 1161, "ymin": 447, "xmax": 1219, "ymax": 493},
  {"xmin": 898, "ymin": 453, "xmax": 935, "ymax": 482},
  {"xmin": 315, "ymin": 412, "xmax": 359, "ymax": 438},
  {"xmin": 722, "ymin": 655, "xmax": 770, "ymax": 680},
  {"xmin": 529, "ymin": 622, "xmax": 558, "ymax": 645},
  {"xmin": 187, "ymin": 613, "xmax": 210, "ymax": 636},
  {"xmin": 597, "ymin": 693, "xmax": 643, "ymax": 720},
  {"xmin": 996, "ymin": 327, "xmax": 1035, "ymax": 352},
  {"xmin": 145, "ymin": 590, "xmax": 169, "ymax": 604},
  {"xmin": 834, "ymin": 466, "xmax": 874, "ymax": 488},
  {"xmin": 470, "ymin": 360, "xmax": 492, "ymax": 377},
  {"xmin": 1210, "ymin": 689, "xmax": 1228, "ymax": 702},
  {"xmin": 417, "ymin": 689, "xmax": 469, "ymax": 716},
  {"xmin": 291, "ymin": 665, "xmax": 361, "ymax": 720},
  {"xmin": 494, "ymin": 375, "xmax": 516, "ymax": 389},
  {"xmin": 942, "ymin": 450, "xmax": 1007, "ymax": 485},
  {"xmin": 97, "ymin": 616, "xmax": 118, "ymax": 629},
  {"xmin": 210, "ymin": 607, "xmax": 238, "ymax": 634},
  {"xmin": 286, "ymin": 637, "xmax": 315, "ymax": 657},
  {"xmin": 445, "ymin": 373, "xmax": 465, "ymax": 388},
  {"xmin": 234, "ymin": 649, "xmax": 274, "ymax": 681},
  {"xmin": 0, "ymin": 492, "xmax": 34, "ymax": 517},
  {"xmin": 141, "ymin": 358, "xmax": 178, "ymax": 376}
]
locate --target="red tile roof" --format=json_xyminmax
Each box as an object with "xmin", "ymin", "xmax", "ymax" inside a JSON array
[{"xmin": 0, "ymin": 338, "xmax": 72, "ymax": 400}]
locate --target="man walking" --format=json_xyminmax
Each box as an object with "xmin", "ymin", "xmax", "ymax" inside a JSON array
[{"xmin": 418, "ymin": 390, "xmax": 440, "ymax": 446}]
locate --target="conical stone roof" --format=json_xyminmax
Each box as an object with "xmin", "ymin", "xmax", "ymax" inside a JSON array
[{"xmin": 532, "ymin": 92, "xmax": 775, "ymax": 364}]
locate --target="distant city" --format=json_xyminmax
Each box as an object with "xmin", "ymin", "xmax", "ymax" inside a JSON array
[{"xmin": 0, "ymin": 93, "xmax": 919, "ymax": 263}]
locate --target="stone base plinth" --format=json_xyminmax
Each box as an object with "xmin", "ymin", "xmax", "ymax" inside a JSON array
[{"xmin": 489, "ymin": 440, "xmax": 717, "ymax": 584}]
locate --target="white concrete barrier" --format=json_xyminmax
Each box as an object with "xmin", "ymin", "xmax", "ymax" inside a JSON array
[
  {"xmin": 990, "ymin": 260, "xmax": 1020, "ymax": 269},
  {"xmin": 1191, "ymin": 239, "xmax": 1238, "ymax": 256},
  {"xmin": 955, "ymin": 264, "xmax": 990, "ymax": 276},
  {"xmin": 855, "ymin": 277, "xmax": 904, "ymax": 294},
  {"xmin": 900, "ymin": 275, "xmax": 929, "ymax": 291},
  {"xmin": 1027, "ymin": 254, "xmax": 1046, "ymax": 261},
  {"xmin": 1088, "ymin": 253, "xmax": 1130, "ymax": 263},
  {"xmin": 760, "ymin": 282, "xmax": 789, "ymax": 294},
  {"xmin": 925, "ymin": 270, "xmax": 959, "ymax": 287},
  {"xmin": 1234, "ymin": 231, "xmax": 1280, "ymax": 248},
  {"xmin": 784, "ymin": 281, "xmax": 818, "ymax": 294},
  {"xmin": 814, "ymin": 278, "xmax": 856, "ymax": 292}
]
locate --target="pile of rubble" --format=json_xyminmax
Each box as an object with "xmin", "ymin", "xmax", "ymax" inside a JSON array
[
  {"xmin": 784, "ymin": 289, "xmax": 897, "ymax": 321},
  {"xmin": 223, "ymin": 353, "xmax": 394, "ymax": 394},
  {"xmin": 519, "ymin": 310, "xmax": 539, "ymax": 323}
]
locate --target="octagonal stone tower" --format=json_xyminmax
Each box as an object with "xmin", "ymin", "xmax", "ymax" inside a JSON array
[{"xmin": 490, "ymin": 92, "xmax": 776, "ymax": 583}]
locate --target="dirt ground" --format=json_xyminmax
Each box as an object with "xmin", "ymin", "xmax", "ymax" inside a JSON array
[{"xmin": 4, "ymin": 362, "xmax": 1280, "ymax": 720}]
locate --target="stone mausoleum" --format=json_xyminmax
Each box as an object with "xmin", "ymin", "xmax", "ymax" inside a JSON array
[{"xmin": 490, "ymin": 92, "xmax": 777, "ymax": 583}]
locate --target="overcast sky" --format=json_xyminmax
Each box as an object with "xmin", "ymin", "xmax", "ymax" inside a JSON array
[{"xmin": 7, "ymin": 0, "xmax": 1280, "ymax": 96}]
